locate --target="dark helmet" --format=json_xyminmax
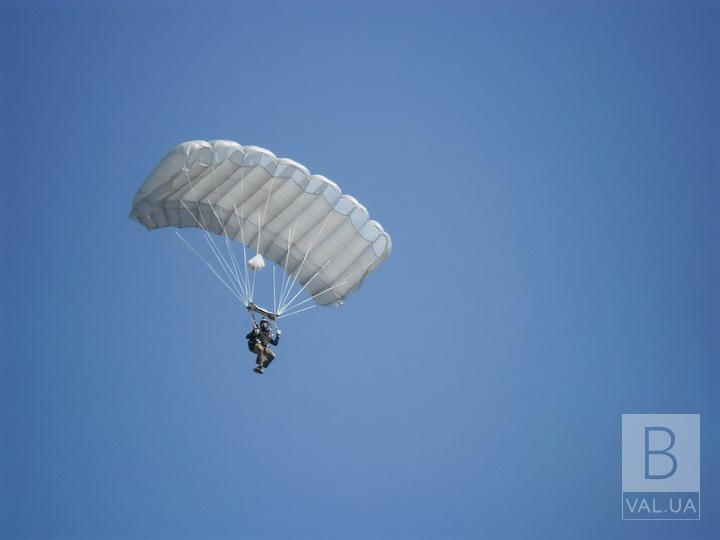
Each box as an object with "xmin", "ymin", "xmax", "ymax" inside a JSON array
[{"xmin": 259, "ymin": 319, "xmax": 269, "ymax": 330}]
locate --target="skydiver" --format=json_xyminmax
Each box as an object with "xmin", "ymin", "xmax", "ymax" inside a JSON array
[{"xmin": 247, "ymin": 318, "xmax": 281, "ymax": 374}]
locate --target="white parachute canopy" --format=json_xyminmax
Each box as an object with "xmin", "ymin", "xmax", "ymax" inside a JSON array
[{"xmin": 130, "ymin": 140, "xmax": 391, "ymax": 319}]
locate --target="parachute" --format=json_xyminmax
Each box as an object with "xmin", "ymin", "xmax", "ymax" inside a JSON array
[{"xmin": 130, "ymin": 140, "xmax": 391, "ymax": 321}]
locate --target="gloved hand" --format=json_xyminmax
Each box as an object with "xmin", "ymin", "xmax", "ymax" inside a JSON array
[{"xmin": 276, "ymin": 329, "xmax": 282, "ymax": 336}]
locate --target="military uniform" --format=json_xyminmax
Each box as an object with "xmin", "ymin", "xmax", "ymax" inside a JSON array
[{"xmin": 246, "ymin": 326, "xmax": 280, "ymax": 368}]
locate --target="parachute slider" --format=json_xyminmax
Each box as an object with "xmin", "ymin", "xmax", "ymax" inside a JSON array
[{"xmin": 247, "ymin": 302, "xmax": 278, "ymax": 321}]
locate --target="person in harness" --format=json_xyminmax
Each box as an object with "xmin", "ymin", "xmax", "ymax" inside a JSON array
[{"xmin": 247, "ymin": 318, "xmax": 281, "ymax": 374}]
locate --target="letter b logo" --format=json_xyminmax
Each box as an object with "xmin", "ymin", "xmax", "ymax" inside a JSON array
[
  {"xmin": 622, "ymin": 414, "xmax": 700, "ymax": 520},
  {"xmin": 645, "ymin": 426, "xmax": 677, "ymax": 479}
]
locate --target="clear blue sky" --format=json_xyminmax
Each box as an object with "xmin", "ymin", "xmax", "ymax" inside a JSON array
[{"xmin": 2, "ymin": 1, "xmax": 717, "ymax": 539}]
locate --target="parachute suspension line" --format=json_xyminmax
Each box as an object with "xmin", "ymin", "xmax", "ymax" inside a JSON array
[
  {"xmin": 239, "ymin": 179, "xmax": 253, "ymax": 300},
  {"xmin": 179, "ymin": 199, "xmax": 246, "ymax": 302},
  {"xmin": 272, "ymin": 266, "xmax": 277, "ymax": 313},
  {"xmin": 194, "ymin": 163, "xmax": 248, "ymax": 303},
  {"xmin": 233, "ymin": 201, "xmax": 252, "ymax": 303},
  {"xmin": 175, "ymin": 231, "xmax": 244, "ymax": 304},
  {"xmin": 198, "ymin": 218, "xmax": 247, "ymax": 302},
  {"xmin": 250, "ymin": 262, "xmax": 258, "ymax": 304},
  {"xmin": 233, "ymin": 171, "xmax": 253, "ymax": 302},
  {"xmin": 207, "ymin": 207, "xmax": 246, "ymax": 302},
  {"xmin": 277, "ymin": 224, "xmax": 296, "ymax": 310},
  {"xmin": 250, "ymin": 176, "xmax": 279, "ymax": 303},
  {"xmin": 277, "ymin": 227, "xmax": 300, "ymax": 311},
  {"xmin": 277, "ymin": 304, "xmax": 317, "ymax": 320},
  {"xmin": 181, "ymin": 166, "xmax": 247, "ymax": 302},
  {"xmin": 278, "ymin": 212, "xmax": 333, "ymax": 312},
  {"xmin": 208, "ymin": 199, "xmax": 246, "ymax": 301},
  {"xmin": 279, "ymin": 248, "xmax": 343, "ymax": 314},
  {"xmin": 280, "ymin": 261, "xmax": 376, "ymax": 313}
]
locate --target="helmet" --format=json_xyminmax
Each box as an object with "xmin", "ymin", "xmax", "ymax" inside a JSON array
[{"xmin": 259, "ymin": 319, "xmax": 269, "ymax": 330}]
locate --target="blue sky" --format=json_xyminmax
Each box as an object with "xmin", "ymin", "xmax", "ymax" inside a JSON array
[{"xmin": 1, "ymin": 1, "xmax": 717, "ymax": 539}]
